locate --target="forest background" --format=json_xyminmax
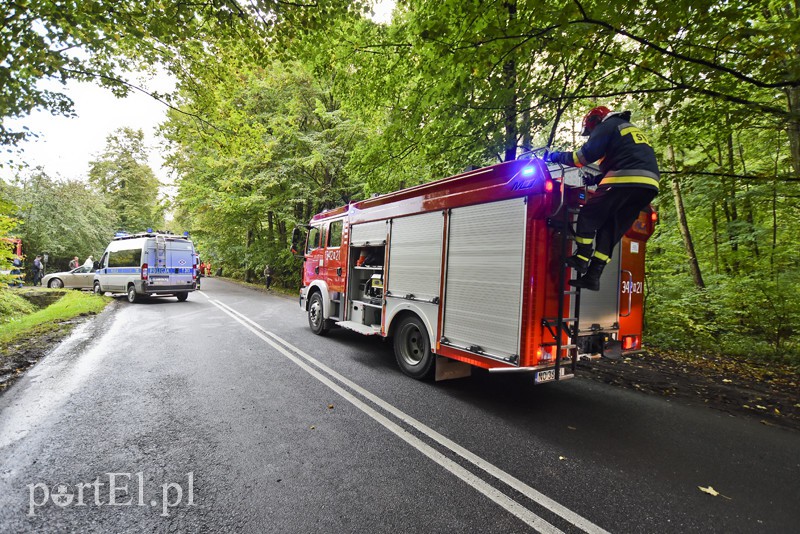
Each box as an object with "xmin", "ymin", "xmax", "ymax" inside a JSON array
[{"xmin": 0, "ymin": 0, "xmax": 798, "ymax": 364}]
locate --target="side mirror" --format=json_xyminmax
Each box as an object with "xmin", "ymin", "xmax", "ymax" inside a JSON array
[
  {"xmin": 93, "ymin": 261, "xmax": 101, "ymax": 270},
  {"xmin": 291, "ymin": 227, "xmax": 306, "ymax": 258}
]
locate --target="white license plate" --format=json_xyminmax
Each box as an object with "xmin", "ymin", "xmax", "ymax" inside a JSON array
[
  {"xmin": 150, "ymin": 276, "xmax": 170, "ymax": 285},
  {"xmin": 535, "ymin": 369, "xmax": 556, "ymax": 383}
]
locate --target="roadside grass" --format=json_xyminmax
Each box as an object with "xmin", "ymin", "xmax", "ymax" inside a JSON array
[
  {"xmin": 0, "ymin": 290, "xmax": 111, "ymax": 347},
  {"xmin": 213, "ymin": 276, "xmax": 297, "ymax": 299},
  {"xmin": 0, "ymin": 289, "xmax": 36, "ymax": 321}
]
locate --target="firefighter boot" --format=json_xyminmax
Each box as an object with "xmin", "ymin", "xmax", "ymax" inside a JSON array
[
  {"xmin": 565, "ymin": 254, "xmax": 590, "ymax": 275},
  {"xmin": 569, "ymin": 259, "xmax": 605, "ymax": 291}
]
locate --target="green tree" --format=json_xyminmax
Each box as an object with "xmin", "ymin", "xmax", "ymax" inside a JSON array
[
  {"xmin": 5, "ymin": 170, "xmax": 116, "ymax": 267},
  {"xmin": 88, "ymin": 127, "xmax": 164, "ymax": 233}
]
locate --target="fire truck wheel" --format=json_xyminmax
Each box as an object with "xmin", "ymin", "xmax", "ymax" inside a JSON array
[
  {"xmin": 394, "ymin": 316, "xmax": 435, "ymax": 379},
  {"xmin": 308, "ymin": 292, "xmax": 331, "ymax": 335}
]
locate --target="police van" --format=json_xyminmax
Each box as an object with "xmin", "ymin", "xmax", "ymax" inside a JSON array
[{"xmin": 93, "ymin": 232, "xmax": 197, "ymax": 303}]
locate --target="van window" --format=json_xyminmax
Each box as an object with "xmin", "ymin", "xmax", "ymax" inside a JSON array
[
  {"xmin": 328, "ymin": 221, "xmax": 342, "ymax": 248},
  {"xmin": 306, "ymin": 226, "xmax": 322, "ymax": 254},
  {"xmin": 109, "ymin": 248, "xmax": 142, "ymax": 268}
]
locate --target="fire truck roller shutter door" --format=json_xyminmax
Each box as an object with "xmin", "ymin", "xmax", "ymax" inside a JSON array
[
  {"xmin": 351, "ymin": 220, "xmax": 388, "ymax": 247},
  {"xmin": 443, "ymin": 198, "xmax": 526, "ymax": 363},
  {"xmin": 386, "ymin": 211, "xmax": 444, "ymax": 349}
]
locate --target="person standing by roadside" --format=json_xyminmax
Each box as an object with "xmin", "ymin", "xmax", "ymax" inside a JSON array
[
  {"xmin": 83, "ymin": 255, "xmax": 94, "ymax": 269},
  {"xmin": 32, "ymin": 255, "xmax": 43, "ymax": 286},
  {"xmin": 263, "ymin": 264, "xmax": 274, "ymax": 290},
  {"xmin": 69, "ymin": 256, "xmax": 80, "ymax": 270}
]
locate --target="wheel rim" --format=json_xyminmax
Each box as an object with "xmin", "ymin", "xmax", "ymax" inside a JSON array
[
  {"xmin": 399, "ymin": 323, "xmax": 425, "ymax": 366},
  {"xmin": 128, "ymin": 288, "xmax": 135, "ymax": 301},
  {"xmin": 50, "ymin": 279, "xmax": 62, "ymax": 288},
  {"xmin": 309, "ymin": 298, "xmax": 322, "ymax": 328}
]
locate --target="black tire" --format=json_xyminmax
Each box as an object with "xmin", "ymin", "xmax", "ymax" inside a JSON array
[
  {"xmin": 393, "ymin": 316, "xmax": 435, "ymax": 379},
  {"xmin": 126, "ymin": 285, "xmax": 138, "ymax": 303},
  {"xmin": 307, "ymin": 292, "xmax": 331, "ymax": 335},
  {"xmin": 48, "ymin": 278, "xmax": 63, "ymax": 288},
  {"xmin": 93, "ymin": 281, "xmax": 103, "ymax": 295},
  {"xmin": 176, "ymin": 293, "xmax": 188, "ymax": 302}
]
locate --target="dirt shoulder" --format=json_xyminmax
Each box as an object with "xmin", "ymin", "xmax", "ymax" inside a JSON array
[{"xmin": 578, "ymin": 350, "xmax": 800, "ymax": 431}]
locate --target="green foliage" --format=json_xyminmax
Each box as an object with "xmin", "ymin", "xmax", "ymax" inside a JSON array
[
  {"xmin": 4, "ymin": 170, "xmax": 116, "ymax": 269},
  {"xmin": 88, "ymin": 127, "xmax": 165, "ymax": 233}
]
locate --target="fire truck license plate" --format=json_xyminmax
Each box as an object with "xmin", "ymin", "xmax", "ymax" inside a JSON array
[{"xmin": 534, "ymin": 369, "xmax": 556, "ymax": 384}]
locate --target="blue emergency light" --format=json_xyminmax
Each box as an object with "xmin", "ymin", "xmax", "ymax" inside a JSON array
[{"xmin": 521, "ymin": 166, "xmax": 536, "ymax": 177}]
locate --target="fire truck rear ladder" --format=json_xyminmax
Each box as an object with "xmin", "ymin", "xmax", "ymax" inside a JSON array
[{"xmin": 543, "ymin": 191, "xmax": 581, "ymax": 381}]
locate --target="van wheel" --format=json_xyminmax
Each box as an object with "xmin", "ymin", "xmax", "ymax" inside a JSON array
[
  {"xmin": 127, "ymin": 285, "xmax": 138, "ymax": 303},
  {"xmin": 394, "ymin": 316, "xmax": 435, "ymax": 379},
  {"xmin": 308, "ymin": 292, "xmax": 330, "ymax": 335},
  {"xmin": 93, "ymin": 281, "xmax": 103, "ymax": 295},
  {"xmin": 176, "ymin": 293, "xmax": 188, "ymax": 302}
]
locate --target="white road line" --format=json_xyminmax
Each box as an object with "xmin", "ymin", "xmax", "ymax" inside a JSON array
[
  {"xmin": 197, "ymin": 290, "xmax": 210, "ymax": 299},
  {"xmin": 213, "ymin": 299, "xmax": 610, "ymax": 534},
  {"xmin": 208, "ymin": 299, "xmax": 562, "ymax": 533}
]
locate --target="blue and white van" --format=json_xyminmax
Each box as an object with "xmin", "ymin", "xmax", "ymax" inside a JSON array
[{"xmin": 93, "ymin": 233, "xmax": 197, "ymax": 303}]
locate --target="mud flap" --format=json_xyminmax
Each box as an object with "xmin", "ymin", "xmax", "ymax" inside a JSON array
[
  {"xmin": 435, "ymin": 356, "xmax": 472, "ymax": 381},
  {"xmin": 603, "ymin": 339, "xmax": 622, "ymax": 360}
]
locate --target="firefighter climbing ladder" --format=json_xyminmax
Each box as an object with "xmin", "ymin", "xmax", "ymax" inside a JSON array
[{"xmin": 543, "ymin": 183, "xmax": 581, "ymax": 380}]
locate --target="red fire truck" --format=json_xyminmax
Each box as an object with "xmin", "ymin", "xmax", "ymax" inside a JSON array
[{"xmin": 295, "ymin": 156, "xmax": 656, "ymax": 384}]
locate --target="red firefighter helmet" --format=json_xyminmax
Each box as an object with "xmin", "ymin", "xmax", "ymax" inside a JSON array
[{"xmin": 581, "ymin": 105, "xmax": 612, "ymax": 136}]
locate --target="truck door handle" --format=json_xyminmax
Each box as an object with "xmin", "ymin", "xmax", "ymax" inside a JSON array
[
  {"xmin": 315, "ymin": 266, "xmax": 320, "ymax": 275},
  {"xmin": 337, "ymin": 267, "xmax": 342, "ymax": 276}
]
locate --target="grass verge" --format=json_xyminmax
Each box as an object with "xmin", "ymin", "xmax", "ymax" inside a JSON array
[{"xmin": 0, "ymin": 291, "xmax": 111, "ymax": 346}]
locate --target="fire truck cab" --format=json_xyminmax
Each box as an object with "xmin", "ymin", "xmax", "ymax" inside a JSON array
[{"xmin": 296, "ymin": 157, "xmax": 655, "ymax": 384}]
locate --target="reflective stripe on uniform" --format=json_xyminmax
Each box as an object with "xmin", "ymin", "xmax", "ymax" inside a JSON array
[
  {"xmin": 593, "ymin": 251, "xmax": 610, "ymax": 263},
  {"xmin": 573, "ymin": 151, "xmax": 584, "ymax": 167},
  {"xmin": 575, "ymin": 236, "xmax": 594, "ymax": 245},
  {"xmin": 599, "ymin": 175, "xmax": 659, "ymax": 188},
  {"xmin": 577, "ymin": 254, "xmax": 590, "ymax": 262}
]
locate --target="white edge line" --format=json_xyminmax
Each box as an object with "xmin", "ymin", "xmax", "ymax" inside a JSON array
[
  {"xmin": 208, "ymin": 299, "xmax": 562, "ymax": 534},
  {"xmin": 213, "ymin": 299, "xmax": 611, "ymax": 534}
]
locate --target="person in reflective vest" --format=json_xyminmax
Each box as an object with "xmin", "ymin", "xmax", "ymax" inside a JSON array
[{"xmin": 546, "ymin": 106, "xmax": 660, "ymax": 290}]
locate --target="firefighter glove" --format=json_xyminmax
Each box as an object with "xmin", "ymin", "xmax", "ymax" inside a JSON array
[
  {"xmin": 582, "ymin": 172, "xmax": 601, "ymax": 186},
  {"xmin": 544, "ymin": 151, "xmax": 563, "ymax": 164}
]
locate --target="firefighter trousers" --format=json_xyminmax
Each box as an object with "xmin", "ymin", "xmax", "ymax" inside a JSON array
[{"xmin": 575, "ymin": 186, "xmax": 657, "ymax": 262}]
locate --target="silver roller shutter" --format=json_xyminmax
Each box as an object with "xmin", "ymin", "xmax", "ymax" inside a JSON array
[
  {"xmin": 387, "ymin": 212, "xmax": 443, "ymax": 301},
  {"xmin": 576, "ymin": 243, "xmax": 621, "ymax": 332},
  {"xmin": 443, "ymin": 197, "xmax": 526, "ymax": 362},
  {"xmin": 350, "ymin": 220, "xmax": 388, "ymax": 247}
]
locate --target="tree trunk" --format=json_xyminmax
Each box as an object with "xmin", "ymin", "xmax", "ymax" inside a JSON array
[
  {"xmin": 502, "ymin": 0, "xmax": 517, "ymax": 162},
  {"xmin": 668, "ymin": 145, "xmax": 705, "ymax": 289},
  {"xmin": 711, "ymin": 202, "xmax": 720, "ymax": 275},
  {"xmin": 786, "ymin": 85, "xmax": 800, "ymax": 176},
  {"xmin": 245, "ymin": 227, "xmax": 254, "ymax": 283}
]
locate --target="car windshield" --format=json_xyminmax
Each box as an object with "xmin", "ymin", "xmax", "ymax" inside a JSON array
[{"xmin": 71, "ymin": 266, "xmax": 91, "ymax": 273}]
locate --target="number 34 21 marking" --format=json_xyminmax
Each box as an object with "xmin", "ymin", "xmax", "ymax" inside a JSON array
[{"xmin": 621, "ymin": 281, "xmax": 643, "ymax": 294}]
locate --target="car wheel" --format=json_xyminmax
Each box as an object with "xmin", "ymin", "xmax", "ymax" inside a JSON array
[
  {"xmin": 93, "ymin": 281, "xmax": 103, "ymax": 295},
  {"xmin": 307, "ymin": 292, "xmax": 331, "ymax": 335},
  {"xmin": 48, "ymin": 278, "xmax": 63, "ymax": 288},
  {"xmin": 127, "ymin": 285, "xmax": 138, "ymax": 303},
  {"xmin": 394, "ymin": 315, "xmax": 435, "ymax": 379},
  {"xmin": 176, "ymin": 293, "xmax": 188, "ymax": 302}
]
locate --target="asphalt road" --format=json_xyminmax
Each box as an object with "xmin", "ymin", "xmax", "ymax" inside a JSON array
[{"xmin": 1, "ymin": 277, "xmax": 798, "ymax": 533}]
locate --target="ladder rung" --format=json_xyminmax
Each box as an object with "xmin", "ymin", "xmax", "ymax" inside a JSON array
[{"xmin": 563, "ymin": 290, "xmax": 579, "ymax": 295}]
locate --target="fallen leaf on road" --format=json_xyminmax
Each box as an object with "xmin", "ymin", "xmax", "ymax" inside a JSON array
[
  {"xmin": 699, "ymin": 486, "xmax": 719, "ymax": 497},
  {"xmin": 722, "ymin": 379, "xmax": 732, "ymax": 383},
  {"xmin": 328, "ymin": 404, "xmax": 334, "ymax": 409},
  {"xmin": 558, "ymin": 456, "xmax": 567, "ymax": 461},
  {"xmin": 567, "ymin": 426, "xmax": 576, "ymax": 431},
  {"xmin": 310, "ymin": 425, "xmax": 316, "ymax": 430}
]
